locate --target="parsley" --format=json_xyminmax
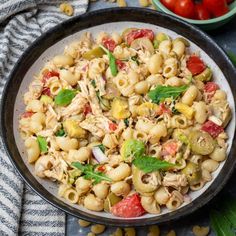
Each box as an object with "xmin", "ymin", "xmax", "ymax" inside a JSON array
[
  {"xmin": 37, "ymin": 136, "xmax": 48, "ymax": 153},
  {"xmin": 56, "ymin": 128, "xmax": 65, "ymax": 137},
  {"xmin": 172, "ymin": 106, "xmax": 180, "ymax": 115},
  {"xmin": 96, "ymin": 144, "xmax": 105, "ymax": 153},
  {"xmin": 71, "ymin": 162, "xmax": 112, "ymax": 185},
  {"xmin": 148, "ymin": 85, "xmax": 188, "ymax": 104},
  {"xmin": 91, "ymin": 80, "xmax": 96, "ymax": 88},
  {"xmin": 100, "ymin": 45, "xmax": 118, "ymax": 76},
  {"xmin": 133, "ymin": 156, "xmax": 175, "ymax": 173},
  {"xmin": 55, "ymin": 89, "xmax": 76, "ymax": 106},
  {"xmin": 124, "ymin": 118, "xmax": 129, "ymax": 127},
  {"xmin": 131, "ymin": 56, "xmax": 139, "ymax": 65}
]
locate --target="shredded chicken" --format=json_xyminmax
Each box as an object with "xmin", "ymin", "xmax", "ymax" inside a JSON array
[
  {"xmin": 87, "ymin": 83, "xmax": 103, "ymax": 115},
  {"xmin": 163, "ymin": 173, "xmax": 188, "ymax": 189}
]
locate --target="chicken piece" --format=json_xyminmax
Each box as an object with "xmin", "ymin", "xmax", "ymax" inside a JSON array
[
  {"xmin": 61, "ymin": 93, "xmax": 87, "ymax": 118},
  {"xmin": 87, "ymin": 83, "xmax": 103, "ymax": 115},
  {"xmin": 163, "ymin": 173, "xmax": 188, "ymax": 189},
  {"xmin": 24, "ymin": 79, "xmax": 44, "ymax": 104},
  {"xmin": 79, "ymin": 115, "xmax": 111, "ymax": 137}
]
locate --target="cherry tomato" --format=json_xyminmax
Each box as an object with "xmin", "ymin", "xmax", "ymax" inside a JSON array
[
  {"xmin": 83, "ymin": 103, "xmax": 92, "ymax": 116},
  {"xmin": 195, "ymin": 3, "xmax": 211, "ymax": 20},
  {"xmin": 109, "ymin": 122, "xmax": 118, "ymax": 131},
  {"xmin": 163, "ymin": 141, "xmax": 178, "ymax": 156},
  {"xmin": 201, "ymin": 120, "xmax": 224, "ymax": 138},
  {"xmin": 126, "ymin": 29, "xmax": 154, "ymax": 45},
  {"xmin": 187, "ymin": 55, "xmax": 206, "ymax": 75},
  {"xmin": 174, "ymin": 0, "xmax": 195, "ymax": 19},
  {"xmin": 42, "ymin": 71, "xmax": 59, "ymax": 84},
  {"xmin": 116, "ymin": 60, "xmax": 126, "ymax": 70},
  {"xmin": 203, "ymin": 0, "xmax": 229, "ymax": 17},
  {"xmin": 21, "ymin": 111, "xmax": 34, "ymax": 118},
  {"xmin": 102, "ymin": 38, "xmax": 116, "ymax": 52},
  {"xmin": 160, "ymin": 0, "xmax": 176, "ymax": 11},
  {"xmin": 111, "ymin": 194, "xmax": 146, "ymax": 218}
]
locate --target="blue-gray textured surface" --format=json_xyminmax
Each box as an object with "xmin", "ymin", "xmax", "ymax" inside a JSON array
[{"xmin": 66, "ymin": 1, "xmax": 236, "ymax": 235}]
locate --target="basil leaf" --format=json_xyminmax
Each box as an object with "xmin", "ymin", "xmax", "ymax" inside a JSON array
[
  {"xmin": 227, "ymin": 51, "xmax": 236, "ymax": 66},
  {"xmin": 99, "ymin": 45, "xmax": 118, "ymax": 76},
  {"xmin": 72, "ymin": 162, "xmax": 112, "ymax": 185},
  {"xmin": 133, "ymin": 155, "xmax": 175, "ymax": 173},
  {"xmin": 210, "ymin": 210, "xmax": 235, "ymax": 236},
  {"xmin": 96, "ymin": 144, "xmax": 105, "ymax": 153},
  {"xmin": 37, "ymin": 136, "xmax": 48, "ymax": 153},
  {"xmin": 148, "ymin": 85, "xmax": 188, "ymax": 104},
  {"xmin": 55, "ymin": 89, "xmax": 76, "ymax": 106}
]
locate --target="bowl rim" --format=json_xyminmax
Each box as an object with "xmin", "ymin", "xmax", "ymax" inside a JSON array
[
  {"xmin": 1, "ymin": 7, "xmax": 236, "ymax": 227},
  {"xmin": 153, "ymin": 0, "xmax": 236, "ymax": 25}
]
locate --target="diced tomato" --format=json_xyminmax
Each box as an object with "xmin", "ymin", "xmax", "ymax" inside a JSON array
[
  {"xmin": 102, "ymin": 38, "xmax": 116, "ymax": 52},
  {"xmin": 158, "ymin": 103, "xmax": 172, "ymax": 115},
  {"xmin": 187, "ymin": 55, "xmax": 206, "ymax": 75},
  {"xmin": 42, "ymin": 87, "xmax": 51, "ymax": 96},
  {"xmin": 204, "ymin": 82, "xmax": 219, "ymax": 100},
  {"xmin": 97, "ymin": 165, "xmax": 106, "ymax": 172},
  {"xmin": 126, "ymin": 29, "xmax": 154, "ymax": 45},
  {"xmin": 163, "ymin": 141, "xmax": 178, "ymax": 156},
  {"xmin": 111, "ymin": 194, "xmax": 146, "ymax": 218},
  {"xmin": 116, "ymin": 60, "xmax": 126, "ymax": 70},
  {"xmin": 42, "ymin": 71, "xmax": 59, "ymax": 84},
  {"xmin": 109, "ymin": 122, "xmax": 118, "ymax": 131},
  {"xmin": 21, "ymin": 111, "xmax": 34, "ymax": 118},
  {"xmin": 83, "ymin": 103, "xmax": 92, "ymax": 116},
  {"xmin": 201, "ymin": 120, "xmax": 224, "ymax": 138}
]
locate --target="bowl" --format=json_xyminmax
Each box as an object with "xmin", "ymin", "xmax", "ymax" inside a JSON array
[
  {"xmin": 1, "ymin": 8, "xmax": 236, "ymax": 227},
  {"xmin": 153, "ymin": 0, "xmax": 236, "ymax": 30}
]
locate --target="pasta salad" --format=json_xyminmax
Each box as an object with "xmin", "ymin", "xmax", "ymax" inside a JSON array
[{"xmin": 19, "ymin": 28, "xmax": 232, "ymax": 218}]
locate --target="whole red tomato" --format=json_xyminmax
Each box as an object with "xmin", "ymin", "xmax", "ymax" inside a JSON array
[
  {"xmin": 174, "ymin": 0, "xmax": 195, "ymax": 19},
  {"xmin": 160, "ymin": 0, "xmax": 176, "ymax": 11},
  {"xmin": 203, "ymin": 0, "xmax": 229, "ymax": 17},
  {"xmin": 195, "ymin": 3, "xmax": 211, "ymax": 20}
]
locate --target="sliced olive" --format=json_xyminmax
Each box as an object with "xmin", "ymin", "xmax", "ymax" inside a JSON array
[
  {"xmin": 182, "ymin": 162, "xmax": 202, "ymax": 185},
  {"xmin": 104, "ymin": 193, "xmax": 122, "ymax": 212},
  {"xmin": 130, "ymin": 38, "xmax": 154, "ymax": 54},
  {"xmin": 194, "ymin": 68, "xmax": 212, "ymax": 82},
  {"xmin": 82, "ymin": 47, "xmax": 105, "ymax": 60},
  {"xmin": 189, "ymin": 130, "xmax": 215, "ymax": 155}
]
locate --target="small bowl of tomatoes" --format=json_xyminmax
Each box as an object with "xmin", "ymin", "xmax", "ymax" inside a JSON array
[{"xmin": 153, "ymin": 0, "xmax": 236, "ymax": 30}]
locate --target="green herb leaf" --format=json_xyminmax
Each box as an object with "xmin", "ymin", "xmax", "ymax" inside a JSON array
[
  {"xmin": 210, "ymin": 209, "xmax": 235, "ymax": 236},
  {"xmin": 121, "ymin": 139, "xmax": 145, "ymax": 161},
  {"xmin": 91, "ymin": 80, "xmax": 96, "ymax": 88},
  {"xmin": 56, "ymin": 128, "xmax": 65, "ymax": 137},
  {"xmin": 133, "ymin": 156, "xmax": 175, "ymax": 173},
  {"xmin": 55, "ymin": 89, "xmax": 76, "ymax": 106},
  {"xmin": 227, "ymin": 51, "xmax": 236, "ymax": 66},
  {"xmin": 153, "ymin": 39, "xmax": 159, "ymax": 49},
  {"xmin": 71, "ymin": 162, "xmax": 112, "ymax": 185},
  {"xmin": 100, "ymin": 45, "xmax": 118, "ymax": 76},
  {"xmin": 96, "ymin": 144, "xmax": 105, "ymax": 153},
  {"xmin": 131, "ymin": 56, "xmax": 140, "ymax": 65},
  {"xmin": 124, "ymin": 118, "xmax": 129, "ymax": 127},
  {"xmin": 37, "ymin": 136, "xmax": 48, "ymax": 153},
  {"xmin": 148, "ymin": 85, "xmax": 188, "ymax": 104}
]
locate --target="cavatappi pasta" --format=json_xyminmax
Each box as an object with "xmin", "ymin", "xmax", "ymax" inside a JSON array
[{"xmin": 19, "ymin": 28, "xmax": 232, "ymax": 218}]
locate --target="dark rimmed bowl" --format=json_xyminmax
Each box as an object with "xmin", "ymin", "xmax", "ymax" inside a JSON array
[{"xmin": 1, "ymin": 8, "xmax": 236, "ymax": 227}]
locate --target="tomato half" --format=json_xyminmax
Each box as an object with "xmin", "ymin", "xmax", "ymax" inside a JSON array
[
  {"xmin": 195, "ymin": 3, "xmax": 211, "ymax": 20},
  {"xmin": 203, "ymin": 0, "xmax": 229, "ymax": 17},
  {"xmin": 126, "ymin": 29, "xmax": 154, "ymax": 45},
  {"xmin": 160, "ymin": 0, "xmax": 176, "ymax": 11},
  {"xmin": 174, "ymin": 0, "xmax": 195, "ymax": 19},
  {"xmin": 102, "ymin": 38, "xmax": 116, "ymax": 52},
  {"xmin": 187, "ymin": 55, "xmax": 206, "ymax": 75}
]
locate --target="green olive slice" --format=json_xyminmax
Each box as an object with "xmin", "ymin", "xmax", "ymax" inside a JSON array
[
  {"xmin": 82, "ymin": 47, "xmax": 105, "ymax": 60},
  {"xmin": 194, "ymin": 68, "xmax": 212, "ymax": 82},
  {"xmin": 182, "ymin": 162, "xmax": 202, "ymax": 185},
  {"xmin": 189, "ymin": 130, "xmax": 215, "ymax": 155}
]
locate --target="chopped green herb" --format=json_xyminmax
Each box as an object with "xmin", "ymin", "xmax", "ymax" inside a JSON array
[
  {"xmin": 37, "ymin": 136, "xmax": 48, "ymax": 153},
  {"xmin": 56, "ymin": 128, "xmax": 65, "ymax": 137},
  {"xmin": 55, "ymin": 89, "xmax": 76, "ymax": 106},
  {"xmin": 133, "ymin": 156, "xmax": 175, "ymax": 173},
  {"xmin": 96, "ymin": 144, "xmax": 105, "ymax": 153},
  {"xmin": 71, "ymin": 162, "xmax": 112, "ymax": 185},
  {"xmin": 131, "ymin": 56, "xmax": 139, "ymax": 65},
  {"xmin": 171, "ymin": 106, "xmax": 180, "ymax": 115},
  {"xmin": 148, "ymin": 85, "xmax": 188, "ymax": 104},
  {"xmin": 100, "ymin": 45, "xmax": 118, "ymax": 76},
  {"xmin": 91, "ymin": 80, "xmax": 96, "ymax": 88},
  {"xmin": 124, "ymin": 118, "xmax": 129, "ymax": 127}
]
